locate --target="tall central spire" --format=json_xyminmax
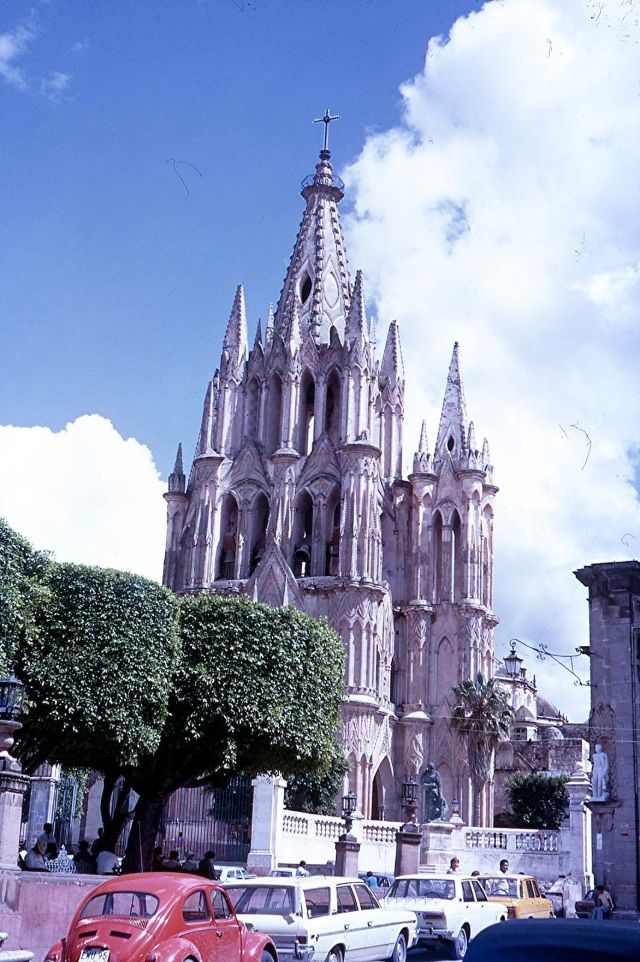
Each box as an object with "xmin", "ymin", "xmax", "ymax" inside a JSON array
[{"xmin": 274, "ymin": 126, "xmax": 351, "ymax": 345}]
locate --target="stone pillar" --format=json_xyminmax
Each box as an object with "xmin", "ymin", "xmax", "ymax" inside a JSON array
[
  {"xmin": 0, "ymin": 721, "xmax": 29, "ymax": 870},
  {"xmin": 335, "ymin": 837, "xmax": 360, "ymax": 878},
  {"xmin": 420, "ymin": 821, "xmax": 455, "ymax": 873},
  {"xmin": 394, "ymin": 826, "xmax": 421, "ymax": 877},
  {"xmin": 26, "ymin": 763, "xmax": 60, "ymax": 848},
  {"xmin": 246, "ymin": 774, "xmax": 287, "ymax": 876},
  {"xmin": 567, "ymin": 766, "xmax": 593, "ymax": 893}
]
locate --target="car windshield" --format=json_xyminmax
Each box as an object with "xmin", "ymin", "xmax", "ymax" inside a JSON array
[
  {"xmin": 480, "ymin": 877, "xmax": 519, "ymax": 898},
  {"xmin": 227, "ymin": 886, "xmax": 295, "ymax": 915},
  {"xmin": 79, "ymin": 892, "xmax": 160, "ymax": 919},
  {"xmin": 388, "ymin": 878, "xmax": 455, "ymax": 900}
]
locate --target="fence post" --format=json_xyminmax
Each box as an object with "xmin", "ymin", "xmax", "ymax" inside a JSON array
[
  {"xmin": 246, "ymin": 774, "xmax": 287, "ymax": 875},
  {"xmin": 566, "ymin": 765, "xmax": 593, "ymax": 896}
]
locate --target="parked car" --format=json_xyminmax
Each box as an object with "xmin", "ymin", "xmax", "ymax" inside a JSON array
[
  {"xmin": 43, "ymin": 872, "xmax": 276, "ymax": 962},
  {"xmin": 358, "ymin": 872, "xmax": 395, "ymax": 890},
  {"xmin": 574, "ymin": 887, "xmax": 613, "ymax": 918},
  {"xmin": 269, "ymin": 868, "xmax": 298, "ymax": 877},
  {"xmin": 218, "ymin": 866, "xmax": 258, "ymax": 881},
  {"xmin": 381, "ymin": 874, "xmax": 507, "ymax": 959},
  {"xmin": 475, "ymin": 873, "xmax": 554, "ymax": 918},
  {"xmin": 224, "ymin": 875, "xmax": 416, "ymax": 962},
  {"xmin": 465, "ymin": 918, "xmax": 640, "ymax": 962}
]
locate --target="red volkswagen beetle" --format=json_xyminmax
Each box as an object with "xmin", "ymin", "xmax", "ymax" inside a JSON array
[{"xmin": 44, "ymin": 873, "xmax": 277, "ymax": 962}]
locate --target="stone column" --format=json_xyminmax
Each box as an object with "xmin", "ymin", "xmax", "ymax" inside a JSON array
[
  {"xmin": 0, "ymin": 721, "xmax": 29, "ymax": 870},
  {"xmin": 420, "ymin": 821, "xmax": 455, "ymax": 873},
  {"xmin": 335, "ymin": 836, "xmax": 360, "ymax": 878},
  {"xmin": 567, "ymin": 765, "xmax": 593, "ymax": 893},
  {"xmin": 26, "ymin": 763, "xmax": 60, "ymax": 849},
  {"xmin": 246, "ymin": 774, "xmax": 287, "ymax": 876},
  {"xmin": 394, "ymin": 825, "xmax": 421, "ymax": 877}
]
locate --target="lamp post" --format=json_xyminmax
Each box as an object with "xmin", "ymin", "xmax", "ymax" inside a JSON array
[
  {"xmin": 401, "ymin": 776, "xmax": 419, "ymax": 829},
  {"xmin": 341, "ymin": 790, "xmax": 357, "ymax": 837},
  {"xmin": 503, "ymin": 641, "xmax": 523, "ymax": 679},
  {"xmin": 335, "ymin": 791, "xmax": 360, "ymax": 877}
]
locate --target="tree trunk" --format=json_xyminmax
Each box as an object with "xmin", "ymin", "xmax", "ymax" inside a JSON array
[
  {"xmin": 100, "ymin": 773, "xmax": 134, "ymax": 852},
  {"xmin": 122, "ymin": 787, "xmax": 168, "ymax": 873}
]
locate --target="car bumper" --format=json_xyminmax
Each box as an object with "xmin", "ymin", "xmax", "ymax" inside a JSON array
[
  {"xmin": 417, "ymin": 925, "xmax": 454, "ymax": 944},
  {"xmin": 273, "ymin": 943, "xmax": 315, "ymax": 962}
]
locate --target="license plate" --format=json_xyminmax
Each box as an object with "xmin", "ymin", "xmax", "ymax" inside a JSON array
[{"xmin": 79, "ymin": 948, "xmax": 109, "ymax": 962}]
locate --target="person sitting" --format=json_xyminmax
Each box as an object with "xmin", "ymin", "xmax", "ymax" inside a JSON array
[
  {"xmin": 23, "ymin": 840, "xmax": 48, "ymax": 871},
  {"xmin": 91, "ymin": 827, "xmax": 107, "ymax": 859},
  {"xmin": 74, "ymin": 839, "xmax": 96, "ymax": 874},
  {"xmin": 182, "ymin": 851, "xmax": 199, "ymax": 873},
  {"xmin": 591, "ymin": 885, "xmax": 614, "ymax": 920},
  {"xmin": 365, "ymin": 871, "xmax": 379, "ymax": 888},
  {"xmin": 37, "ymin": 822, "xmax": 56, "ymax": 849},
  {"xmin": 163, "ymin": 850, "xmax": 181, "ymax": 870},
  {"xmin": 198, "ymin": 850, "xmax": 219, "ymax": 880},
  {"xmin": 296, "ymin": 860, "xmax": 310, "ymax": 877},
  {"xmin": 96, "ymin": 848, "xmax": 120, "ymax": 875}
]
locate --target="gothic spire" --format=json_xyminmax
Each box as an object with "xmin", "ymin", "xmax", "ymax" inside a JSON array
[
  {"xmin": 195, "ymin": 376, "xmax": 218, "ymax": 457},
  {"xmin": 435, "ymin": 342, "xmax": 468, "ymax": 459},
  {"xmin": 168, "ymin": 442, "xmax": 185, "ymax": 493},
  {"xmin": 344, "ymin": 269, "xmax": 367, "ymax": 344},
  {"xmin": 412, "ymin": 420, "xmax": 432, "ymax": 474},
  {"xmin": 253, "ymin": 317, "xmax": 263, "ymax": 351},
  {"xmin": 222, "ymin": 284, "xmax": 248, "ymax": 358},
  {"xmin": 419, "ymin": 420, "xmax": 429, "ymax": 453},
  {"xmin": 273, "ymin": 148, "xmax": 351, "ymax": 344},
  {"xmin": 381, "ymin": 320, "xmax": 405, "ymax": 384}
]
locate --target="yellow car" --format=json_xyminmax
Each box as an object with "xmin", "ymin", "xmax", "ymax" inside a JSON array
[{"xmin": 477, "ymin": 874, "xmax": 554, "ymax": 919}]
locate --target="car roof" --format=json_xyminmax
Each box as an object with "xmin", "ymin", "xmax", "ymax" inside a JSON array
[
  {"xmin": 477, "ymin": 873, "xmax": 538, "ymax": 881},
  {"xmin": 224, "ymin": 876, "xmax": 360, "ymax": 886},
  {"xmin": 83, "ymin": 872, "xmax": 221, "ymax": 898},
  {"xmin": 465, "ymin": 919, "xmax": 640, "ymax": 962}
]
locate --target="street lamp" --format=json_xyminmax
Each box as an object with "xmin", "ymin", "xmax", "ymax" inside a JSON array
[
  {"xmin": 400, "ymin": 775, "xmax": 420, "ymax": 831},
  {"xmin": 341, "ymin": 790, "xmax": 357, "ymax": 836},
  {"xmin": 0, "ymin": 668, "xmax": 25, "ymax": 719},
  {"xmin": 503, "ymin": 641, "xmax": 523, "ymax": 679}
]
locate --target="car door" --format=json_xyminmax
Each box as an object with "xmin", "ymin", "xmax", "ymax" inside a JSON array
[
  {"xmin": 526, "ymin": 879, "xmax": 547, "ymax": 918},
  {"xmin": 352, "ymin": 882, "xmax": 390, "ymax": 961},
  {"xmin": 470, "ymin": 879, "xmax": 496, "ymax": 931},
  {"xmin": 461, "ymin": 880, "xmax": 481, "ymax": 938},
  {"xmin": 180, "ymin": 889, "xmax": 218, "ymax": 960},
  {"xmin": 210, "ymin": 888, "xmax": 242, "ymax": 962},
  {"xmin": 335, "ymin": 883, "xmax": 367, "ymax": 962},
  {"xmin": 302, "ymin": 885, "xmax": 334, "ymax": 962}
]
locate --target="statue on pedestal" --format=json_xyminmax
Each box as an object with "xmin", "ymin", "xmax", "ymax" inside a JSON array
[
  {"xmin": 591, "ymin": 744, "xmax": 610, "ymax": 801},
  {"xmin": 421, "ymin": 763, "xmax": 448, "ymax": 822}
]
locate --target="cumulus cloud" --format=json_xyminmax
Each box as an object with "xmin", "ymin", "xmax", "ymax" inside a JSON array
[
  {"xmin": 0, "ymin": 21, "xmax": 34, "ymax": 88},
  {"xmin": 0, "ymin": 416, "xmax": 166, "ymax": 581},
  {"xmin": 343, "ymin": 0, "xmax": 640, "ymax": 718},
  {"xmin": 40, "ymin": 70, "xmax": 71, "ymax": 103}
]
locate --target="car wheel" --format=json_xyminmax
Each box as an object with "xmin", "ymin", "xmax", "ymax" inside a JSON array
[
  {"xmin": 448, "ymin": 927, "xmax": 468, "ymax": 960},
  {"xmin": 326, "ymin": 947, "xmax": 343, "ymax": 962},
  {"xmin": 260, "ymin": 952, "xmax": 275, "ymax": 962},
  {"xmin": 388, "ymin": 933, "xmax": 406, "ymax": 962}
]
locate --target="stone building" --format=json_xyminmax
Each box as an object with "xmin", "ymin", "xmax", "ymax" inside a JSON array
[
  {"xmin": 574, "ymin": 561, "xmax": 640, "ymax": 912},
  {"xmin": 162, "ymin": 142, "xmax": 498, "ymax": 824}
]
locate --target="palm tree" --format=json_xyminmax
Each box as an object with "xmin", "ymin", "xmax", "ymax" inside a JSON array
[{"xmin": 449, "ymin": 673, "xmax": 514, "ymax": 826}]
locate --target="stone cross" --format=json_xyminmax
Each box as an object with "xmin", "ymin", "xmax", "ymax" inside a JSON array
[{"xmin": 314, "ymin": 108, "xmax": 340, "ymax": 152}]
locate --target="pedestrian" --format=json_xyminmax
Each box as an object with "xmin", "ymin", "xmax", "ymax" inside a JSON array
[
  {"xmin": 591, "ymin": 884, "xmax": 614, "ymax": 920},
  {"xmin": 37, "ymin": 822, "xmax": 56, "ymax": 849},
  {"xmin": 365, "ymin": 871, "xmax": 379, "ymax": 888},
  {"xmin": 447, "ymin": 857, "xmax": 460, "ymax": 874},
  {"xmin": 198, "ymin": 850, "xmax": 219, "ymax": 880},
  {"xmin": 296, "ymin": 860, "xmax": 310, "ymax": 877},
  {"xmin": 182, "ymin": 851, "xmax": 199, "ymax": 873},
  {"xmin": 471, "ymin": 870, "xmax": 480, "ymax": 877},
  {"xmin": 23, "ymin": 840, "xmax": 48, "ymax": 871},
  {"xmin": 499, "ymin": 859, "xmax": 509, "ymax": 873},
  {"xmin": 163, "ymin": 849, "xmax": 181, "ymax": 870},
  {"xmin": 91, "ymin": 827, "xmax": 107, "ymax": 859},
  {"xmin": 74, "ymin": 840, "xmax": 95, "ymax": 874}
]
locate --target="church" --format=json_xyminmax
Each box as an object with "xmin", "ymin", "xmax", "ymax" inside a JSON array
[{"xmin": 162, "ymin": 134, "xmax": 498, "ymax": 826}]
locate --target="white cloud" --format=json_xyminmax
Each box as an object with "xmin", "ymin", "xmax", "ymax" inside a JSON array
[
  {"xmin": 40, "ymin": 70, "xmax": 71, "ymax": 103},
  {"xmin": 0, "ymin": 22, "xmax": 34, "ymax": 88},
  {"xmin": 343, "ymin": 0, "xmax": 640, "ymax": 719},
  {"xmin": 0, "ymin": 416, "xmax": 166, "ymax": 582}
]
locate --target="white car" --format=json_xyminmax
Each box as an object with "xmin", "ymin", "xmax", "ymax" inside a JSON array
[
  {"xmin": 224, "ymin": 876, "xmax": 416, "ymax": 962},
  {"xmin": 217, "ymin": 865, "xmax": 257, "ymax": 881},
  {"xmin": 381, "ymin": 874, "xmax": 507, "ymax": 959}
]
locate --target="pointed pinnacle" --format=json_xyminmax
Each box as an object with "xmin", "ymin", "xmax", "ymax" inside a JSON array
[
  {"xmin": 381, "ymin": 320, "xmax": 405, "ymax": 383},
  {"xmin": 482, "ymin": 437, "xmax": 491, "ymax": 464},
  {"xmin": 253, "ymin": 317, "xmax": 263, "ymax": 350},
  {"xmin": 418, "ymin": 420, "xmax": 429, "ymax": 453},
  {"xmin": 436, "ymin": 341, "xmax": 468, "ymax": 456},
  {"xmin": 173, "ymin": 442, "xmax": 184, "ymax": 475},
  {"xmin": 345, "ymin": 269, "xmax": 367, "ymax": 342},
  {"xmin": 468, "ymin": 420, "xmax": 476, "ymax": 453},
  {"xmin": 222, "ymin": 284, "xmax": 248, "ymax": 356},
  {"xmin": 287, "ymin": 296, "xmax": 302, "ymax": 351},
  {"xmin": 168, "ymin": 442, "xmax": 185, "ymax": 493},
  {"xmin": 196, "ymin": 379, "xmax": 215, "ymax": 456},
  {"xmin": 266, "ymin": 303, "xmax": 274, "ymax": 340}
]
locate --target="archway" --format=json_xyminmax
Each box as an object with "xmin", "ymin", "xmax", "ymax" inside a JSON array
[
  {"xmin": 265, "ymin": 373, "xmax": 283, "ymax": 456},
  {"xmin": 249, "ymin": 493, "xmax": 269, "ymax": 574},
  {"xmin": 291, "ymin": 490, "xmax": 314, "ymax": 577},
  {"xmin": 217, "ymin": 493, "xmax": 239, "ymax": 580},
  {"xmin": 371, "ymin": 756, "xmax": 394, "ymax": 821}
]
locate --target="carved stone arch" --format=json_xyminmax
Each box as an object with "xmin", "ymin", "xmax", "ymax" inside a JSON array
[
  {"xmin": 291, "ymin": 488, "xmax": 314, "ymax": 577},
  {"xmin": 324, "ymin": 365, "xmax": 342, "ymax": 445},
  {"xmin": 298, "ymin": 367, "xmax": 316, "ymax": 456},
  {"xmin": 436, "ymin": 635, "xmax": 456, "ymax": 699},
  {"xmin": 243, "ymin": 376, "xmax": 260, "ymax": 441},
  {"xmin": 249, "ymin": 491, "xmax": 270, "ymax": 574},
  {"xmin": 217, "ymin": 491, "xmax": 240, "ymax": 580},
  {"xmin": 371, "ymin": 755, "xmax": 394, "ymax": 821},
  {"xmin": 325, "ymin": 484, "xmax": 341, "ymax": 575},
  {"xmin": 265, "ymin": 371, "xmax": 283, "ymax": 456}
]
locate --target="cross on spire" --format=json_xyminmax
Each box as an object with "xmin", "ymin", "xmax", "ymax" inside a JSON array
[{"xmin": 313, "ymin": 107, "xmax": 340, "ymax": 153}]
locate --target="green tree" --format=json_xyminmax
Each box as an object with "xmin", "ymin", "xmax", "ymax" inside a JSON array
[
  {"xmin": 506, "ymin": 772, "xmax": 569, "ymax": 830},
  {"xmin": 120, "ymin": 594, "xmax": 345, "ymax": 871},
  {"xmin": 15, "ymin": 561, "xmax": 181, "ymax": 850},
  {"xmin": 284, "ymin": 743, "xmax": 348, "ymax": 816},
  {"xmin": 449, "ymin": 673, "xmax": 514, "ymax": 825},
  {"xmin": 0, "ymin": 518, "xmax": 50, "ymax": 671}
]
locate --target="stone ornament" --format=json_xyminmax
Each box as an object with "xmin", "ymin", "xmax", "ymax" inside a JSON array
[{"xmin": 590, "ymin": 743, "xmax": 610, "ymax": 802}]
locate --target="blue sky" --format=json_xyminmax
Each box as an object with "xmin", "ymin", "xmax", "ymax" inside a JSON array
[
  {"xmin": 1, "ymin": 0, "xmax": 478, "ymax": 473},
  {"xmin": 3, "ymin": 0, "xmax": 640, "ymax": 720}
]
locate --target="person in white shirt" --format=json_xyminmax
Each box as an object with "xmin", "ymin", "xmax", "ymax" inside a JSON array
[
  {"xmin": 96, "ymin": 849, "xmax": 120, "ymax": 874},
  {"xmin": 296, "ymin": 860, "xmax": 310, "ymax": 876}
]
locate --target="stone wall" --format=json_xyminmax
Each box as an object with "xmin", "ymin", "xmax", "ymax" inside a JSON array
[{"xmin": 0, "ymin": 870, "xmax": 100, "ymax": 961}]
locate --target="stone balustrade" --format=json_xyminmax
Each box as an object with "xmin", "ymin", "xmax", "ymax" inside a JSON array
[{"xmin": 464, "ymin": 828, "xmax": 560, "ymax": 853}]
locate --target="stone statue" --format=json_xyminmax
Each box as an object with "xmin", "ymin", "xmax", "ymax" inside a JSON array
[
  {"xmin": 591, "ymin": 743, "xmax": 610, "ymax": 801},
  {"xmin": 420, "ymin": 763, "xmax": 448, "ymax": 822}
]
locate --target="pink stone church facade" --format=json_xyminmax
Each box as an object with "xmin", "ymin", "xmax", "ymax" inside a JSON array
[{"xmin": 162, "ymin": 145, "xmax": 498, "ymax": 825}]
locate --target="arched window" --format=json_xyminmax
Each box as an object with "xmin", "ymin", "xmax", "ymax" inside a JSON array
[
  {"xmin": 217, "ymin": 494, "xmax": 239, "ymax": 580},
  {"xmin": 433, "ymin": 511, "xmax": 445, "ymax": 601},
  {"xmin": 325, "ymin": 369, "xmax": 341, "ymax": 444},
  {"xmin": 244, "ymin": 378, "xmax": 260, "ymax": 440},
  {"xmin": 265, "ymin": 373, "xmax": 283, "ymax": 456},
  {"xmin": 325, "ymin": 488, "xmax": 341, "ymax": 575},
  {"xmin": 292, "ymin": 490, "xmax": 314, "ymax": 577},
  {"xmin": 298, "ymin": 371, "xmax": 315, "ymax": 456},
  {"xmin": 451, "ymin": 510, "xmax": 462, "ymax": 601},
  {"xmin": 249, "ymin": 493, "xmax": 269, "ymax": 574}
]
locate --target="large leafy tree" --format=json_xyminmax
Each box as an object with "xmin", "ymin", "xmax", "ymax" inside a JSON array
[
  {"xmin": 284, "ymin": 743, "xmax": 348, "ymax": 816},
  {"xmin": 119, "ymin": 594, "xmax": 345, "ymax": 871},
  {"xmin": 506, "ymin": 772, "xmax": 569, "ymax": 830},
  {"xmin": 449, "ymin": 673, "xmax": 514, "ymax": 825},
  {"xmin": 0, "ymin": 518, "xmax": 50, "ymax": 670}
]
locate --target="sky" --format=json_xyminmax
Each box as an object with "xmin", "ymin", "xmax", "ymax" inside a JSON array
[{"xmin": 2, "ymin": 0, "xmax": 640, "ymax": 720}]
